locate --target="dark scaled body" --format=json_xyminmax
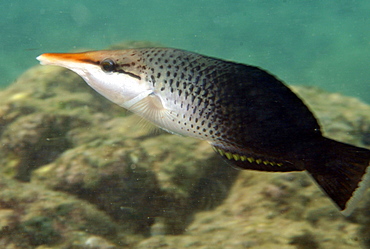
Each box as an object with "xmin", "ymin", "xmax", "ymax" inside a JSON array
[
  {"xmin": 135, "ymin": 48, "xmax": 370, "ymax": 214},
  {"xmin": 37, "ymin": 48, "xmax": 370, "ymax": 215}
]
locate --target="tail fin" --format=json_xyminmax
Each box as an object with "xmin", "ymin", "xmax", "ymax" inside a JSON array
[{"xmin": 305, "ymin": 138, "xmax": 370, "ymax": 216}]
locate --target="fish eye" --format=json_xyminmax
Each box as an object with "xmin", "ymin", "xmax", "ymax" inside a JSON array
[{"xmin": 100, "ymin": 59, "xmax": 116, "ymax": 72}]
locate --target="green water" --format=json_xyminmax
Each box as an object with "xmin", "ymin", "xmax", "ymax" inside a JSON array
[{"xmin": 1, "ymin": 0, "xmax": 369, "ymax": 102}]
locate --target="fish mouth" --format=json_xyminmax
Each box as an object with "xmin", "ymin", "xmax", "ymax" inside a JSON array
[{"xmin": 36, "ymin": 52, "xmax": 99, "ymax": 67}]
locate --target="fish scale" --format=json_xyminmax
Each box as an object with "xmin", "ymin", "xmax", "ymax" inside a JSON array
[
  {"xmin": 137, "ymin": 49, "xmax": 284, "ymax": 145},
  {"xmin": 139, "ymin": 49, "xmax": 222, "ymax": 140},
  {"xmin": 37, "ymin": 47, "xmax": 370, "ymax": 215}
]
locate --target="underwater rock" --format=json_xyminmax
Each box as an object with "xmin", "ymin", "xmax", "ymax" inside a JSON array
[
  {"xmin": 0, "ymin": 65, "xmax": 121, "ymax": 182},
  {"xmin": 0, "ymin": 175, "xmax": 118, "ymax": 248},
  {"xmin": 64, "ymin": 232, "xmax": 119, "ymax": 249},
  {"xmin": 351, "ymin": 190, "xmax": 370, "ymax": 248},
  {"xmin": 289, "ymin": 230, "xmax": 320, "ymax": 249},
  {"xmin": 31, "ymin": 118, "xmax": 238, "ymax": 235},
  {"xmin": 1, "ymin": 112, "xmax": 79, "ymax": 181}
]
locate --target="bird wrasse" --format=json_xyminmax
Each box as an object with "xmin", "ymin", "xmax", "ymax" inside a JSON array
[{"xmin": 37, "ymin": 48, "xmax": 370, "ymax": 215}]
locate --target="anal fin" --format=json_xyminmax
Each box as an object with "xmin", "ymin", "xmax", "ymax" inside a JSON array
[{"xmin": 212, "ymin": 144, "xmax": 300, "ymax": 172}]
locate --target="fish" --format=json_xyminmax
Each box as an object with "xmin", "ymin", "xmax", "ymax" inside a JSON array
[{"xmin": 37, "ymin": 48, "xmax": 370, "ymax": 215}]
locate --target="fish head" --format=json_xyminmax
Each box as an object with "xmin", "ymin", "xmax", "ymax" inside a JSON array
[{"xmin": 37, "ymin": 50, "xmax": 149, "ymax": 107}]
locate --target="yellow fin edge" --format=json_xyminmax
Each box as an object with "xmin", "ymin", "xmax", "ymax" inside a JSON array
[{"xmin": 213, "ymin": 146, "xmax": 283, "ymax": 167}]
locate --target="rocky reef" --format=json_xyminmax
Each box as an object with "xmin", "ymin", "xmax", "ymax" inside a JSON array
[{"xmin": 0, "ymin": 41, "xmax": 369, "ymax": 248}]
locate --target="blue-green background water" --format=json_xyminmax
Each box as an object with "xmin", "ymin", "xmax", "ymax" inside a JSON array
[{"xmin": 1, "ymin": 1, "xmax": 369, "ymax": 103}]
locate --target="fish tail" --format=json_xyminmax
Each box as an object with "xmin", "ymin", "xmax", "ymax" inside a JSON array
[{"xmin": 304, "ymin": 138, "xmax": 370, "ymax": 215}]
